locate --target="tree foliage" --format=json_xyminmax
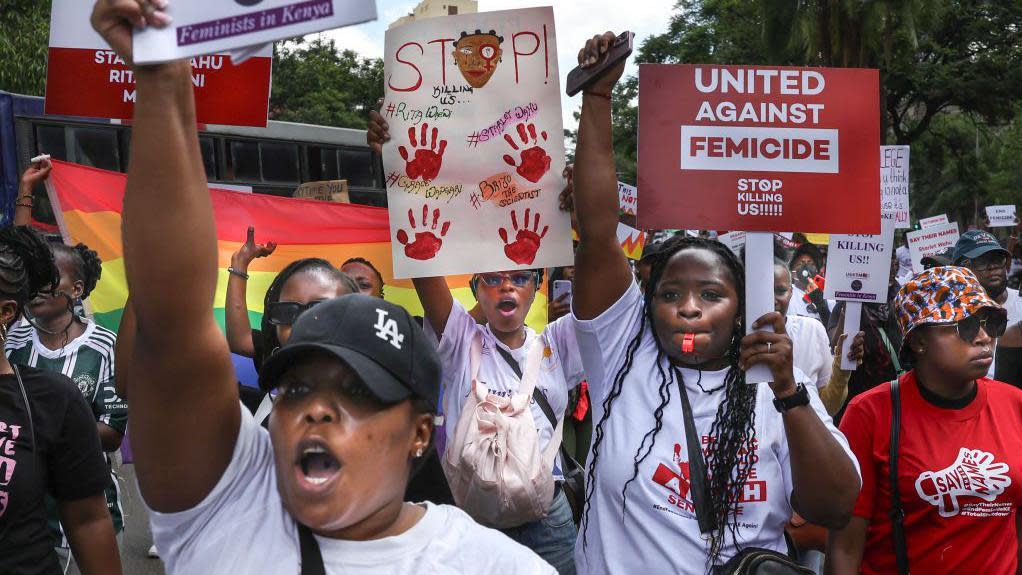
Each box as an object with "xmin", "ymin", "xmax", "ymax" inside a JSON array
[
  {"xmin": 0, "ymin": 0, "xmax": 51, "ymax": 96},
  {"xmin": 269, "ymin": 38, "xmax": 384, "ymax": 129}
]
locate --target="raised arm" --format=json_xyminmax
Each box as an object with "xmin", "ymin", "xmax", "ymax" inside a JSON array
[
  {"xmin": 14, "ymin": 159, "xmax": 51, "ymax": 227},
  {"xmin": 113, "ymin": 298, "xmax": 135, "ymax": 400},
  {"xmin": 225, "ymin": 226, "xmax": 276, "ymax": 357},
  {"xmin": 92, "ymin": 1, "xmax": 239, "ymax": 512},
  {"xmin": 571, "ymin": 33, "xmax": 634, "ymax": 320}
]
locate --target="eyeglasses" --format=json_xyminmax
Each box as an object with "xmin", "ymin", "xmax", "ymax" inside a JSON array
[
  {"xmin": 936, "ymin": 311, "xmax": 1007, "ymax": 342},
  {"xmin": 476, "ymin": 272, "xmax": 536, "ymax": 288},
  {"xmin": 266, "ymin": 300, "xmax": 324, "ymax": 326},
  {"xmin": 969, "ymin": 253, "xmax": 1009, "ymax": 272}
]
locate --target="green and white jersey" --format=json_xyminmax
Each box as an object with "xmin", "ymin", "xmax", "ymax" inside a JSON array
[{"xmin": 6, "ymin": 319, "xmax": 127, "ymax": 535}]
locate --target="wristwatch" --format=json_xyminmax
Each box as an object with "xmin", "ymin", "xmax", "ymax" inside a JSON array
[{"xmin": 773, "ymin": 383, "xmax": 810, "ymax": 413}]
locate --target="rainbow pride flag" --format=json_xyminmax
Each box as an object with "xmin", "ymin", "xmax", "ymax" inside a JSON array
[{"xmin": 46, "ymin": 161, "xmax": 548, "ymax": 334}]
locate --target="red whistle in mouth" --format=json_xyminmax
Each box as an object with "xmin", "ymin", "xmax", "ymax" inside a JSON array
[{"xmin": 682, "ymin": 333, "xmax": 695, "ymax": 354}]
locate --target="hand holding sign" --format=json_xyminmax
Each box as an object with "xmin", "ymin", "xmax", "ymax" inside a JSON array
[{"xmin": 89, "ymin": 0, "xmax": 171, "ymax": 66}]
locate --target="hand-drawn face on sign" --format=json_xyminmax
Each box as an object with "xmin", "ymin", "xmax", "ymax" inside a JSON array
[{"xmin": 453, "ymin": 30, "xmax": 503, "ymax": 88}]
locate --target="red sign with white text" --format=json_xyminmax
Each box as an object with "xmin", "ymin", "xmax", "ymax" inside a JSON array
[
  {"xmin": 44, "ymin": 0, "xmax": 271, "ymax": 127},
  {"xmin": 637, "ymin": 64, "xmax": 880, "ymax": 233}
]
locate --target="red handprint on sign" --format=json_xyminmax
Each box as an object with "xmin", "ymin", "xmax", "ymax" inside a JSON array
[
  {"xmin": 398, "ymin": 123, "xmax": 448, "ymax": 181},
  {"xmin": 502, "ymin": 123, "xmax": 551, "ymax": 183},
  {"xmin": 396, "ymin": 204, "xmax": 451, "ymax": 261},
  {"xmin": 499, "ymin": 208, "xmax": 548, "ymax": 265}
]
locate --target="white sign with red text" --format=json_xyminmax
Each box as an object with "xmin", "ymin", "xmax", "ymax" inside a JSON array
[
  {"xmin": 132, "ymin": 0, "xmax": 377, "ymax": 64},
  {"xmin": 381, "ymin": 7, "xmax": 571, "ymax": 278},
  {"xmin": 618, "ymin": 182, "xmax": 637, "ymax": 216},
  {"xmin": 907, "ymin": 222, "xmax": 960, "ymax": 273},
  {"xmin": 919, "ymin": 214, "xmax": 950, "ymax": 229},
  {"xmin": 46, "ymin": 0, "xmax": 272, "ymax": 126}
]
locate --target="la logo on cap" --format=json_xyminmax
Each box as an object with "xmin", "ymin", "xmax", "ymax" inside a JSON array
[{"xmin": 374, "ymin": 309, "xmax": 405, "ymax": 350}]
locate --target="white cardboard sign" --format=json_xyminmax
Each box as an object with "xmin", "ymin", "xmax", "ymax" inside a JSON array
[
  {"xmin": 618, "ymin": 182, "xmax": 637, "ymax": 216},
  {"xmin": 824, "ymin": 214, "xmax": 895, "ymax": 303},
  {"xmin": 906, "ymin": 222, "xmax": 960, "ymax": 273},
  {"xmin": 133, "ymin": 0, "xmax": 377, "ymax": 64},
  {"xmin": 880, "ymin": 145, "xmax": 910, "ymax": 229},
  {"xmin": 986, "ymin": 205, "xmax": 1017, "ymax": 228},
  {"xmin": 381, "ymin": 7, "xmax": 571, "ymax": 278},
  {"xmin": 718, "ymin": 231, "xmax": 746, "ymax": 256},
  {"xmin": 919, "ymin": 214, "xmax": 949, "ymax": 229}
]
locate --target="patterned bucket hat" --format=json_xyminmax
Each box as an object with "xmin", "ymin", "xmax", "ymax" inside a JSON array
[{"xmin": 894, "ymin": 266, "xmax": 1004, "ymax": 348}]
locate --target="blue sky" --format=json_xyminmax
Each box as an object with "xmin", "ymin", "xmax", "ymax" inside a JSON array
[{"xmin": 310, "ymin": 0, "xmax": 677, "ymax": 133}]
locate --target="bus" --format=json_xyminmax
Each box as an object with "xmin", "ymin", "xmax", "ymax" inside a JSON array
[{"xmin": 0, "ymin": 90, "xmax": 386, "ymax": 229}]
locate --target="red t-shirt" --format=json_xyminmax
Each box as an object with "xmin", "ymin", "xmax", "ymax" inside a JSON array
[{"xmin": 840, "ymin": 371, "xmax": 1022, "ymax": 575}]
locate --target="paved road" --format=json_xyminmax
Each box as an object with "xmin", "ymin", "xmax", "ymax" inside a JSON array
[{"xmin": 67, "ymin": 463, "xmax": 165, "ymax": 575}]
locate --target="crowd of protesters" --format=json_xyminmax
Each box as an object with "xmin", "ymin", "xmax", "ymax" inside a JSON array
[{"xmin": 1, "ymin": 4, "xmax": 1021, "ymax": 575}]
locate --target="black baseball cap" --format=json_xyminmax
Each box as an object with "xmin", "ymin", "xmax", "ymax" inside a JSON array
[{"xmin": 258, "ymin": 294, "xmax": 440, "ymax": 407}]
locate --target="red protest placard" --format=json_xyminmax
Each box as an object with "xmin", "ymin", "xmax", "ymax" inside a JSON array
[
  {"xmin": 44, "ymin": 0, "xmax": 271, "ymax": 127},
  {"xmin": 637, "ymin": 65, "xmax": 880, "ymax": 233}
]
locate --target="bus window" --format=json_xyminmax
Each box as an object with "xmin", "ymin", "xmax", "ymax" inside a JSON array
[
  {"xmin": 230, "ymin": 140, "xmax": 260, "ymax": 181},
  {"xmin": 260, "ymin": 142, "xmax": 299, "ymax": 183},
  {"xmin": 199, "ymin": 136, "xmax": 216, "ymax": 180},
  {"xmin": 306, "ymin": 146, "xmax": 340, "ymax": 181},
  {"xmin": 35, "ymin": 125, "xmax": 68, "ymax": 161},
  {"xmin": 338, "ymin": 148, "xmax": 375, "ymax": 188},
  {"xmin": 72, "ymin": 127, "xmax": 121, "ymax": 171}
]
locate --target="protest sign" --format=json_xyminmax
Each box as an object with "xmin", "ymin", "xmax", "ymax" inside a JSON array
[
  {"xmin": 919, "ymin": 214, "xmax": 949, "ymax": 229},
  {"xmin": 907, "ymin": 222, "xmax": 960, "ymax": 273},
  {"xmin": 986, "ymin": 205, "xmax": 1017, "ymax": 228},
  {"xmin": 637, "ymin": 65, "xmax": 880, "ymax": 233},
  {"xmin": 46, "ymin": 0, "xmax": 272, "ymax": 126},
  {"xmin": 718, "ymin": 231, "xmax": 746, "ymax": 256},
  {"xmin": 132, "ymin": 0, "xmax": 377, "ymax": 64},
  {"xmin": 881, "ymin": 145, "xmax": 910, "ymax": 229},
  {"xmin": 824, "ymin": 214, "xmax": 895, "ymax": 303},
  {"xmin": 617, "ymin": 222, "xmax": 646, "ymax": 260},
  {"xmin": 618, "ymin": 182, "xmax": 637, "ymax": 215},
  {"xmin": 381, "ymin": 7, "xmax": 572, "ymax": 278}
]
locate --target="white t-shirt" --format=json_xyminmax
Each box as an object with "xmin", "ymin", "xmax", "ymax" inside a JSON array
[
  {"xmin": 572, "ymin": 282, "xmax": 858, "ymax": 574},
  {"xmin": 788, "ymin": 285, "xmax": 835, "ymax": 322},
  {"xmin": 148, "ymin": 404, "xmax": 554, "ymax": 575},
  {"xmin": 989, "ymin": 287, "xmax": 1022, "ymax": 377},
  {"xmin": 429, "ymin": 300, "xmax": 585, "ymax": 476},
  {"xmin": 786, "ymin": 315, "xmax": 833, "ymax": 390}
]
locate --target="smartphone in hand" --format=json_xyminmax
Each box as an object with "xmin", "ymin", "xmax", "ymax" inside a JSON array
[
  {"xmin": 565, "ymin": 32, "xmax": 634, "ymax": 97},
  {"xmin": 552, "ymin": 280, "xmax": 573, "ymax": 305}
]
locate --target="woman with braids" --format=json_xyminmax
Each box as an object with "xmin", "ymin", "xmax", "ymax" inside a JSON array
[
  {"xmin": 5, "ymin": 241, "xmax": 129, "ymax": 568},
  {"xmin": 92, "ymin": 3, "xmax": 551, "ymax": 573},
  {"xmin": 0, "ymin": 226, "xmax": 121, "ymax": 575},
  {"xmin": 568, "ymin": 33, "xmax": 860, "ymax": 573}
]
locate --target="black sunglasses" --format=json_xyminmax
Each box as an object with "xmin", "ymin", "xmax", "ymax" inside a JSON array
[
  {"xmin": 266, "ymin": 300, "xmax": 324, "ymax": 326},
  {"xmin": 937, "ymin": 311, "xmax": 1007, "ymax": 342}
]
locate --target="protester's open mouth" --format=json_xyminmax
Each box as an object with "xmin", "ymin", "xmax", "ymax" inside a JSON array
[
  {"xmin": 294, "ymin": 439, "xmax": 341, "ymax": 492},
  {"xmin": 497, "ymin": 298, "xmax": 518, "ymax": 317}
]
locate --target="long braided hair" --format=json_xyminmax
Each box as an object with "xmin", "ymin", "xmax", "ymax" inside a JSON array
[
  {"xmin": 0, "ymin": 226, "xmax": 59, "ymax": 324},
  {"xmin": 581, "ymin": 236, "xmax": 758, "ymax": 565}
]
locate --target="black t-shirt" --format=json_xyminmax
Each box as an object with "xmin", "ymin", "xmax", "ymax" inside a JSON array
[{"xmin": 0, "ymin": 366, "xmax": 110, "ymax": 575}]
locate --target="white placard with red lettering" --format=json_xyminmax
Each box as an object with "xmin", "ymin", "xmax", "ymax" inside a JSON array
[
  {"xmin": 381, "ymin": 7, "xmax": 571, "ymax": 278},
  {"xmin": 718, "ymin": 231, "xmax": 746, "ymax": 256},
  {"xmin": 637, "ymin": 65, "xmax": 880, "ymax": 233},
  {"xmin": 986, "ymin": 205, "xmax": 1017, "ymax": 228},
  {"xmin": 618, "ymin": 182, "xmax": 637, "ymax": 215},
  {"xmin": 824, "ymin": 214, "xmax": 895, "ymax": 303},
  {"xmin": 46, "ymin": 0, "xmax": 272, "ymax": 126},
  {"xmin": 919, "ymin": 214, "xmax": 950, "ymax": 229},
  {"xmin": 132, "ymin": 0, "xmax": 377, "ymax": 64},
  {"xmin": 880, "ymin": 145, "xmax": 910, "ymax": 229},
  {"xmin": 907, "ymin": 222, "xmax": 960, "ymax": 273}
]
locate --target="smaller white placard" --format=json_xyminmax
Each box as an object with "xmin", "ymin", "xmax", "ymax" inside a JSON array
[
  {"xmin": 718, "ymin": 231, "xmax": 746, "ymax": 256},
  {"xmin": 986, "ymin": 205, "xmax": 1017, "ymax": 228},
  {"xmin": 824, "ymin": 215, "xmax": 895, "ymax": 303},
  {"xmin": 919, "ymin": 214, "xmax": 949, "ymax": 229},
  {"xmin": 617, "ymin": 182, "xmax": 637, "ymax": 216}
]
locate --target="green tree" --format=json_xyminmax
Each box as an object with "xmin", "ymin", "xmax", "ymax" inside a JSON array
[
  {"xmin": 0, "ymin": 0, "xmax": 50, "ymax": 96},
  {"xmin": 270, "ymin": 38, "xmax": 384, "ymax": 129}
]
